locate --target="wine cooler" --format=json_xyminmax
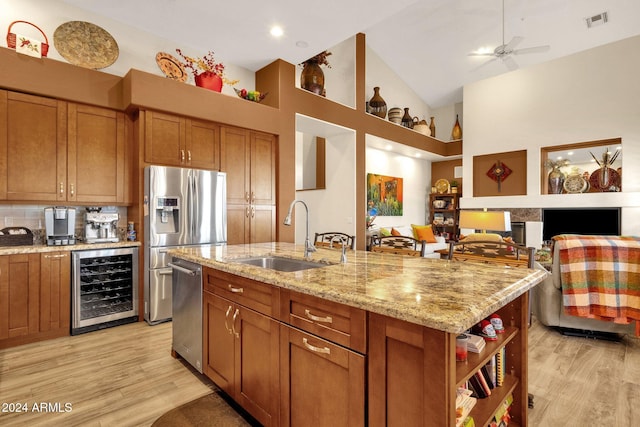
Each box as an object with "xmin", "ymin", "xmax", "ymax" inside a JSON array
[{"xmin": 72, "ymin": 247, "xmax": 139, "ymax": 335}]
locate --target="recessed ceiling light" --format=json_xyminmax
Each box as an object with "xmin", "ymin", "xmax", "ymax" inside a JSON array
[
  {"xmin": 415, "ymin": 153, "xmax": 421, "ymax": 158},
  {"xmin": 296, "ymin": 40, "xmax": 309, "ymax": 48},
  {"xmin": 385, "ymin": 144, "xmax": 392, "ymax": 151},
  {"xmin": 270, "ymin": 25, "xmax": 284, "ymax": 38}
]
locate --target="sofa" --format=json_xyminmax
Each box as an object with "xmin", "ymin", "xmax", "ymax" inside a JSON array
[
  {"xmin": 369, "ymin": 225, "xmax": 448, "ymax": 259},
  {"xmin": 532, "ymin": 236, "xmax": 637, "ymax": 336}
]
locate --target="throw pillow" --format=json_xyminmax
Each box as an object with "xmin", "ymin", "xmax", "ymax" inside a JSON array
[
  {"xmin": 411, "ymin": 224, "xmax": 438, "ymax": 243},
  {"xmin": 391, "ymin": 228, "xmax": 402, "ymax": 236},
  {"xmin": 379, "ymin": 228, "xmax": 391, "ymax": 237}
]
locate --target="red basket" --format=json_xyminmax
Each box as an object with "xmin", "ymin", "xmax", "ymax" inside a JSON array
[{"xmin": 6, "ymin": 20, "xmax": 49, "ymax": 57}]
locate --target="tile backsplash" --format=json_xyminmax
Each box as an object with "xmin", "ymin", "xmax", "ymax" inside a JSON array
[{"xmin": 0, "ymin": 205, "xmax": 129, "ymax": 245}]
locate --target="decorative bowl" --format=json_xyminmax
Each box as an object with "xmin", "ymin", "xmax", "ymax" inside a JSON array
[
  {"xmin": 433, "ymin": 200, "xmax": 447, "ymax": 209},
  {"xmin": 234, "ymin": 88, "xmax": 268, "ymax": 103}
]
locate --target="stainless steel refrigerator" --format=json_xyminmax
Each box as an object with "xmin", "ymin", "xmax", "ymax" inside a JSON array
[{"xmin": 144, "ymin": 165, "xmax": 226, "ymax": 324}]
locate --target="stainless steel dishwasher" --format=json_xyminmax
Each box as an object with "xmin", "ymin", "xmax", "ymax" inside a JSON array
[{"xmin": 168, "ymin": 258, "xmax": 203, "ymax": 373}]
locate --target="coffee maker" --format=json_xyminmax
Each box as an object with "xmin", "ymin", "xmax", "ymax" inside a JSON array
[
  {"xmin": 44, "ymin": 207, "xmax": 77, "ymax": 246},
  {"xmin": 84, "ymin": 208, "xmax": 120, "ymax": 243}
]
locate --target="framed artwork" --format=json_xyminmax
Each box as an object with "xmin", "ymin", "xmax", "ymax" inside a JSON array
[{"xmin": 367, "ymin": 173, "xmax": 403, "ymax": 216}]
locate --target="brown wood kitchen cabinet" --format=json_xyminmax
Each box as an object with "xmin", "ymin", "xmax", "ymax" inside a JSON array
[
  {"xmin": 143, "ymin": 110, "xmax": 220, "ymax": 170},
  {"xmin": 221, "ymin": 126, "xmax": 276, "ymax": 245},
  {"xmin": 0, "ymin": 90, "xmax": 128, "ymax": 204},
  {"xmin": 279, "ymin": 290, "xmax": 366, "ymax": 427},
  {"xmin": 0, "ymin": 252, "xmax": 70, "ymax": 350},
  {"xmin": 203, "ymin": 268, "xmax": 280, "ymax": 427}
]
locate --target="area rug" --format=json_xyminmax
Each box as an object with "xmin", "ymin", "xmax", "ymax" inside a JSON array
[{"xmin": 151, "ymin": 392, "xmax": 255, "ymax": 427}]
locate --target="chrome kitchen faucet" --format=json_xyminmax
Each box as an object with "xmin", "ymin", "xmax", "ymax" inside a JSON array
[{"xmin": 283, "ymin": 199, "xmax": 316, "ymax": 259}]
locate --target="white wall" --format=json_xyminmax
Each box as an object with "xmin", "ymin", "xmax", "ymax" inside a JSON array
[
  {"xmin": 293, "ymin": 133, "xmax": 357, "ymax": 245},
  {"xmin": 462, "ymin": 35, "xmax": 640, "ymax": 236},
  {"xmin": 365, "ymin": 145, "xmax": 431, "ymax": 228}
]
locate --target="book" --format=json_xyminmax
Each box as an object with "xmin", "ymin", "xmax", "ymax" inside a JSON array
[
  {"xmin": 480, "ymin": 365, "xmax": 495, "ymax": 389},
  {"xmin": 467, "ymin": 375, "xmax": 486, "ymax": 398},
  {"xmin": 455, "ymin": 395, "xmax": 477, "ymax": 427},
  {"xmin": 462, "ymin": 416, "xmax": 475, "ymax": 427},
  {"xmin": 456, "ymin": 387, "xmax": 474, "ymax": 408},
  {"xmin": 474, "ymin": 371, "xmax": 492, "ymax": 396},
  {"xmin": 496, "ymin": 347, "xmax": 505, "ymax": 387},
  {"xmin": 485, "ymin": 355, "xmax": 498, "ymax": 388},
  {"xmin": 466, "ymin": 333, "xmax": 486, "ymax": 353}
]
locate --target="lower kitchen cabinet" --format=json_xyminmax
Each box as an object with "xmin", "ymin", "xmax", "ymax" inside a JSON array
[
  {"xmin": 203, "ymin": 291, "xmax": 280, "ymax": 427},
  {"xmin": 0, "ymin": 252, "xmax": 70, "ymax": 349},
  {"xmin": 279, "ymin": 324, "xmax": 365, "ymax": 427}
]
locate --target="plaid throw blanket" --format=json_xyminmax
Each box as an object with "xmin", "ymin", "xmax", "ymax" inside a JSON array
[{"xmin": 555, "ymin": 234, "xmax": 640, "ymax": 334}]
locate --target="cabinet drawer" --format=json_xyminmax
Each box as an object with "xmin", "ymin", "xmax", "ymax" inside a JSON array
[
  {"xmin": 280, "ymin": 290, "xmax": 366, "ymax": 354},
  {"xmin": 204, "ymin": 268, "xmax": 279, "ymax": 317}
]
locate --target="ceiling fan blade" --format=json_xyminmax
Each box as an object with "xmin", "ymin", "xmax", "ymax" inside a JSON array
[
  {"xmin": 470, "ymin": 56, "xmax": 499, "ymax": 72},
  {"xmin": 513, "ymin": 45, "xmax": 551, "ymax": 55},
  {"xmin": 504, "ymin": 36, "xmax": 524, "ymax": 52},
  {"xmin": 467, "ymin": 52, "xmax": 496, "ymax": 57},
  {"xmin": 502, "ymin": 55, "xmax": 518, "ymax": 71}
]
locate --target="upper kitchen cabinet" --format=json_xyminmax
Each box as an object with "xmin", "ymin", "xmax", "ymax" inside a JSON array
[
  {"xmin": 221, "ymin": 126, "xmax": 276, "ymax": 245},
  {"xmin": 143, "ymin": 110, "xmax": 220, "ymax": 170},
  {"xmin": 68, "ymin": 103, "xmax": 127, "ymax": 204},
  {"xmin": 0, "ymin": 90, "xmax": 129, "ymax": 204},
  {"xmin": 0, "ymin": 90, "xmax": 67, "ymax": 201}
]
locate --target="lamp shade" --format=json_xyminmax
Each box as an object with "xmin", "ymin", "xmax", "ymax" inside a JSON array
[{"xmin": 459, "ymin": 210, "xmax": 511, "ymax": 232}]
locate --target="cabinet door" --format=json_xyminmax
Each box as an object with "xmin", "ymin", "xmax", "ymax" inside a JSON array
[
  {"xmin": 0, "ymin": 254, "xmax": 40, "ymax": 340},
  {"xmin": 235, "ymin": 306, "xmax": 280, "ymax": 427},
  {"xmin": 203, "ymin": 292, "xmax": 235, "ymax": 395},
  {"xmin": 68, "ymin": 103, "xmax": 125, "ymax": 203},
  {"xmin": 186, "ymin": 119, "xmax": 220, "ymax": 170},
  {"xmin": 220, "ymin": 126, "xmax": 250, "ymax": 205},
  {"xmin": 250, "ymin": 131, "xmax": 276, "ymax": 205},
  {"xmin": 251, "ymin": 204, "xmax": 276, "ymax": 244},
  {"xmin": 280, "ymin": 324, "xmax": 365, "ymax": 427},
  {"xmin": 1, "ymin": 91, "xmax": 67, "ymax": 201},
  {"xmin": 39, "ymin": 252, "xmax": 71, "ymax": 333},
  {"xmin": 144, "ymin": 111, "xmax": 186, "ymax": 166},
  {"xmin": 226, "ymin": 204, "xmax": 250, "ymax": 245}
]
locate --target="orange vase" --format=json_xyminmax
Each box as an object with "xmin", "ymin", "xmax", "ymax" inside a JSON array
[{"xmin": 194, "ymin": 71, "xmax": 223, "ymax": 92}]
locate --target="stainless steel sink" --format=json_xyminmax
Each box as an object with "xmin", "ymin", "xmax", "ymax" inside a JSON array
[{"xmin": 231, "ymin": 256, "xmax": 330, "ymax": 272}]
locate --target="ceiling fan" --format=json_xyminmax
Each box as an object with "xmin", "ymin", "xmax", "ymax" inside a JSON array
[{"xmin": 469, "ymin": 0, "xmax": 550, "ymax": 71}]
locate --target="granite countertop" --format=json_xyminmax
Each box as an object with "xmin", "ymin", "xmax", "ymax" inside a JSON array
[
  {"xmin": 169, "ymin": 242, "xmax": 549, "ymax": 334},
  {"xmin": 0, "ymin": 241, "xmax": 141, "ymax": 255}
]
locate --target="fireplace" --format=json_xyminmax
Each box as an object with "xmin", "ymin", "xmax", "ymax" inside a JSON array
[{"xmin": 542, "ymin": 208, "xmax": 621, "ymax": 241}]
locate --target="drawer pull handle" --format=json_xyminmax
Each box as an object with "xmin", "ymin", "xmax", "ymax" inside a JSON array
[
  {"xmin": 302, "ymin": 337, "xmax": 330, "ymax": 355},
  {"xmin": 305, "ymin": 309, "xmax": 332, "ymax": 324},
  {"xmin": 44, "ymin": 254, "xmax": 67, "ymax": 259},
  {"xmin": 224, "ymin": 305, "xmax": 233, "ymax": 334},
  {"xmin": 232, "ymin": 308, "xmax": 240, "ymax": 338},
  {"xmin": 228, "ymin": 284, "xmax": 244, "ymax": 294}
]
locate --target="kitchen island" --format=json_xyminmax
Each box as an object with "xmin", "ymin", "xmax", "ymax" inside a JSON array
[{"xmin": 169, "ymin": 242, "xmax": 548, "ymax": 427}]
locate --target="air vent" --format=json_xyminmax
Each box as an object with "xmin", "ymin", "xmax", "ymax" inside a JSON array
[{"xmin": 586, "ymin": 12, "xmax": 608, "ymax": 28}]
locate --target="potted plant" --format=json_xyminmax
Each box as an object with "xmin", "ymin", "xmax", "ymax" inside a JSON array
[
  {"xmin": 299, "ymin": 50, "xmax": 331, "ymax": 96},
  {"xmin": 176, "ymin": 48, "xmax": 238, "ymax": 92},
  {"xmin": 450, "ymin": 180, "xmax": 459, "ymax": 193}
]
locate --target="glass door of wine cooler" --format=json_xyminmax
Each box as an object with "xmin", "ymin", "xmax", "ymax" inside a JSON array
[{"xmin": 72, "ymin": 247, "xmax": 139, "ymax": 335}]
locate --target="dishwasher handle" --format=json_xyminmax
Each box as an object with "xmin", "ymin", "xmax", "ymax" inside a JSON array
[{"xmin": 167, "ymin": 262, "xmax": 201, "ymax": 277}]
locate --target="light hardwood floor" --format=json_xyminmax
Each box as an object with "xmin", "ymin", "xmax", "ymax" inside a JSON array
[{"xmin": 1, "ymin": 318, "xmax": 639, "ymax": 426}]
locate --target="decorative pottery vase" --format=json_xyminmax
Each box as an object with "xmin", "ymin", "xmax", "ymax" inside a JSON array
[
  {"xmin": 413, "ymin": 119, "xmax": 431, "ymax": 136},
  {"xmin": 367, "ymin": 87, "xmax": 387, "ymax": 118},
  {"xmin": 451, "ymin": 114, "xmax": 462, "ymax": 140},
  {"xmin": 194, "ymin": 71, "xmax": 223, "ymax": 92},
  {"xmin": 429, "ymin": 117, "xmax": 436, "ymax": 138},
  {"xmin": 547, "ymin": 166, "xmax": 565, "ymax": 194},
  {"xmin": 388, "ymin": 107, "xmax": 402, "ymax": 124},
  {"xmin": 401, "ymin": 108, "xmax": 417, "ymax": 129},
  {"xmin": 300, "ymin": 62, "xmax": 325, "ymax": 96}
]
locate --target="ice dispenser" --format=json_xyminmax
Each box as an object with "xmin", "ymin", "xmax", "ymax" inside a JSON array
[{"xmin": 154, "ymin": 197, "xmax": 180, "ymax": 233}]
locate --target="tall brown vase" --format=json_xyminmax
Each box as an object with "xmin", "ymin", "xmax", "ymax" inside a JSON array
[
  {"xmin": 401, "ymin": 108, "xmax": 415, "ymax": 129},
  {"xmin": 368, "ymin": 87, "xmax": 387, "ymax": 118},
  {"xmin": 451, "ymin": 114, "xmax": 462, "ymax": 140},
  {"xmin": 429, "ymin": 117, "xmax": 436, "ymax": 138},
  {"xmin": 300, "ymin": 62, "xmax": 325, "ymax": 96}
]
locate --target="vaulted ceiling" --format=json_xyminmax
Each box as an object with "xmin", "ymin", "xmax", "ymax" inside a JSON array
[{"xmin": 59, "ymin": 0, "xmax": 640, "ymax": 108}]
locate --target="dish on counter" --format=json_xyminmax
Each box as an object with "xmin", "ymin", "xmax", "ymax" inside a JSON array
[
  {"xmin": 155, "ymin": 52, "xmax": 188, "ymax": 82},
  {"xmin": 53, "ymin": 21, "xmax": 119, "ymax": 69},
  {"xmin": 434, "ymin": 178, "xmax": 450, "ymax": 194}
]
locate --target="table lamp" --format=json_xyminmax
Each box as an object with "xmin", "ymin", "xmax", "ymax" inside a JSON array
[{"xmin": 459, "ymin": 210, "xmax": 511, "ymax": 238}]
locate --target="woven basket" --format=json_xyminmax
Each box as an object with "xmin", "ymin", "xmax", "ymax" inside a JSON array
[
  {"xmin": 0, "ymin": 227, "xmax": 33, "ymax": 246},
  {"xmin": 6, "ymin": 20, "xmax": 49, "ymax": 57}
]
